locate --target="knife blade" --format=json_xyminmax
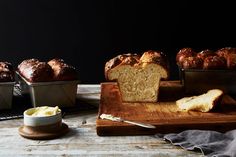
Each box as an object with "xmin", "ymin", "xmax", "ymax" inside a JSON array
[{"xmin": 100, "ymin": 114, "xmax": 156, "ymax": 129}]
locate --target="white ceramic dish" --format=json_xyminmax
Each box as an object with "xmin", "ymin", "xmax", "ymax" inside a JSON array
[
  {"xmin": 19, "ymin": 107, "xmax": 69, "ymax": 140},
  {"xmin": 23, "ymin": 107, "xmax": 62, "ymax": 127}
]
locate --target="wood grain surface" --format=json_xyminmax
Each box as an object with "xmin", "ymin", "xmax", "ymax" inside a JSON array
[
  {"xmin": 97, "ymin": 81, "xmax": 236, "ymax": 136},
  {"xmin": 0, "ymin": 111, "xmax": 202, "ymax": 157},
  {"xmin": 0, "ymin": 84, "xmax": 211, "ymax": 156}
]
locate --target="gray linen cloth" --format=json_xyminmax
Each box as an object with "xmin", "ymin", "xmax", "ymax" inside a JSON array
[{"xmin": 156, "ymin": 130, "xmax": 236, "ymax": 157}]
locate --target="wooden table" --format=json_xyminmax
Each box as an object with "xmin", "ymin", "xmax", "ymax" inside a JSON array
[{"xmin": 0, "ymin": 84, "xmax": 203, "ymax": 156}]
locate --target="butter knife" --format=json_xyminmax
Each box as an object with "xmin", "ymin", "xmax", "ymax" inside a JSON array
[{"xmin": 100, "ymin": 114, "xmax": 156, "ymax": 129}]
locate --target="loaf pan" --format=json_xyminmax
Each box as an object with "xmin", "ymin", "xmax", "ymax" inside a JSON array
[
  {"xmin": 16, "ymin": 72, "xmax": 79, "ymax": 108},
  {"xmin": 180, "ymin": 68, "xmax": 236, "ymax": 95},
  {"xmin": 0, "ymin": 82, "xmax": 14, "ymax": 109}
]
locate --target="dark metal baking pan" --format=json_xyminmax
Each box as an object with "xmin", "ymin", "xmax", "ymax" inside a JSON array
[{"xmin": 180, "ymin": 68, "xmax": 236, "ymax": 95}]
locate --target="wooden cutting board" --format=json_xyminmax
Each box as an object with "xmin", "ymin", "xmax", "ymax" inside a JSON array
[{"xmin": 96, "ymin": 81, "xmax": 236, "ymax": 136}]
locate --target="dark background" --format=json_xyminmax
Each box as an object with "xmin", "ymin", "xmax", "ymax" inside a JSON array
[{"xmin": 0, "ymin": 0, "xmax": 236, "ymax": 83}]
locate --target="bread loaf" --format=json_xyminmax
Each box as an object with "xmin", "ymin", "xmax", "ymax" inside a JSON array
[
  {"xmin": 176, "ymin": 89, "xmax": 223, "ymax": 112},
  {"xmin": 203, "ymin": 56, "xmax": 226, "ymax": 69},
  {"xmin": 0, "ymin": 62, "xmax": 14, "ymax": 82},
  {"xmin": 177, "ymin": 47, "xmax": 236, "ymax": 70},
  {"xmin": 216, "ymin": 47, "xmax": 236, "ymax": 58},
  {"xmin": 196, "ymin": 49, "xmax": 215, "ymax": 60},
  {"xmin": 105, "ymin": 50, "xmax": 169, "ymax": 102},
  {"xmin": 182, "ymin": 56, "xmax": 203, "ymax": 69},
  {"xmin": 18, "ymin": 59, "xmax": 54, "ymax": 82},
  {"xmin": 215, "ymin": 47, "xmax": 236, "ymax": 69},
  {"xmin": 18, "ymin": 58, "xmax": 77, "ymax": 82},
  {"xmin": 48, "ymin": 58, "xmax": 77, "ymax": 81},
  {"xmin": 176, "ymin": 48, "xmax": 196, "ymax": 67}
]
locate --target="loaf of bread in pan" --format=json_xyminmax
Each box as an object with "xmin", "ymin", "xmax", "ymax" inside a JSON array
[
  {"xmin": 216, "ymin": 47, "xmax": 236, "ymax": 69},
  {"xmin": 182, "ymin": 56, "xmax": 203, "ymax": 69},
  {"xmin": 0, "ymin": 62, "xmax": 14, "ymax": 82},
  {"xmin": 216, "ymin": 47, "xmax": 236, "ymax": 58},
  {"xmin": 18, "ymin": 58, "xmax": 77, "ymax": 82},
  {"xmin": 48, "ymin": 58, "xmax": 77, "ymax": 81},
  {"xmin": 177, "ymin": 47, "xmax": 236, "ymax": 70},
  {"xmin": 196, "ymin": 49, "xmax": 215, "ymax": 60},
  {"xmin": 176, "ymin": 48, "xmax": 196, "ymax": 67},
  {"xmin": 18, "ymin": 59, "xmax": 54, "ymax": 82},
  {"xmin": 203, "ymin": 56, "xmax": 227, "ymax": 69},
  {"xmin": 105, "ymin": 50, "xmax": 169, "ymax": 102},
  {"xmin": 176, "ymin": 89, "xmax": 223, "ymax": 112}
]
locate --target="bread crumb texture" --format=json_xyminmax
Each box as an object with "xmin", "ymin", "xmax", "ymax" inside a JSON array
[
  {"xmin": 109, "ymin": 63, "xmax": 167, "ymax": 102},
  {"xmin": 176, "ymin": 89, "xmax": 223, "ymax": 112}
]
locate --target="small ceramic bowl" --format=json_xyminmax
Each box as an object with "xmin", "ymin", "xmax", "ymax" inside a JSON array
[
  {"xmin": 24, "ymin": 107, "xmax": 61, "ymax": 125},
  {"xmin": 23, "ymin": 107, "xmax": 62, "ymax": 132},
  {"xmin": 19, "ymin": 106, "xmax": 69, "ymax": 140}
]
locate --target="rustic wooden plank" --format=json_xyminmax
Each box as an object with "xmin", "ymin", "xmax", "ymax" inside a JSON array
[{"xmin": 97, "ymin": 82, "xmax": 236, "ymax": 136}]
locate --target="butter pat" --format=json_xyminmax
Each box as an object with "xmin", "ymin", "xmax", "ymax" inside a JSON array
[
  {"xmin": 100, "ymin": 114, "xmax": 121, "ymax": 121},
  {"xmin": 27, "ymin": 106, "xmax": 61, "ymax": 117}
]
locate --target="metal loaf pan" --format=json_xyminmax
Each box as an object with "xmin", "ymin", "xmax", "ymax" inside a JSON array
[
  {"xmin": 0, "ymin": 82, "xmax": 14, "ymax": 109},
  {"xmin": 16, "ymin": 72, "xmax": 79, "ymax": 108},
  {"xmin": 180, "ymin": 68, "xmax": 236, "ymax": 95}
]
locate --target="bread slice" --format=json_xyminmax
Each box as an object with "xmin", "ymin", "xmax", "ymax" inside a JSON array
[
  {"xmin": 106, "ymin": 51, "xmax": 169, "ymax": 102},
  {"xmin": 176, "ymin": 89, "xmax": 223, "ymax": 112}
]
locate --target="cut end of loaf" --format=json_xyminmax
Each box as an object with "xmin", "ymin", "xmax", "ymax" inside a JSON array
[
  {"xmin": 176, "ymin": 89, "xmax": 223, "ymax": 112},
  {"xmin": 108, "ymin": 63, "xmax": 168, "ymax": 102}
]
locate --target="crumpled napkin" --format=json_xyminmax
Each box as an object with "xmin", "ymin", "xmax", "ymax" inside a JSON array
[{"xmin": 155, "ymin": 130, "xmax": 236, "ymax": 157}]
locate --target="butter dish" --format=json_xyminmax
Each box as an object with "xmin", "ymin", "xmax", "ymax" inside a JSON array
[{"xmin": 18, "ymin": 106, "xmax": 69, "ymax": 140}]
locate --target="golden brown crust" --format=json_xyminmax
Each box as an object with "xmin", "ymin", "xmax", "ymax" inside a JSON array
[
  {"xmin": 104, "ymin": 53, "xmax": 140, "ymax": 80},
  {"xmin": 0, "ymin": 62, "xmax": 14, "ymax": 82},
  {"xmin": 140, "ymin": 50, "xmax": 164, "ymax": 62},
  {"xmin": 216, "ymin": 47, "xmax": 236, "ymax": 58},
  {"xmin": 18, "ymin": 58, "xmax": 77, "ymax": 82},
  {"xmin": 18, "ymin": 58, "xmax": 39, "ymax": 74},
  {"xmin": 177, "ymin": 47, "xmax": 236, "ymax": 70},
  {"xmin": 203, "ymin": 56, "xmax": 227, "ymax": 70},
  {"xmin": 176, "ymin": 48, "xmax": 196, "ymax": 67},
  {"xmin": 182, "ymin": 57, "xmax": 203, "ymax": 69},
  {"xmin": 18, "ymin": 59, "xmax": 54, "ymax": 82},
  {"xmin": 196, "ymin": 49, "xmax": 215, "ymax": 60},
  {"xmin": 48, "ymin": 58, "xmax": 77, "ymax": 81},
  {"xmin": 140, "ymin": 50, "xmax": 169, "ymax": 78},
  {"xmin": 140, "ymin": 50, "xmax": 168, "ymax": 65},
  {"xmin": 105, "ymin": 51, "xmax": 169, "ymax": 81}
]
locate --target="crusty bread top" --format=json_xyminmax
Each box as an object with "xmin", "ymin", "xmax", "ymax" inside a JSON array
[
  {"xmin": 0, "ymin": 62, "xmax": 14, "ymax": 82},
  {"xmin": 48, "ymin": 58, "xmax": 77, "ymax": 81},
  {"xmin": 105, "ymin": 50, "xmax": 169, "ymax": 80},
  {"xmin": 18, "ymin": 59, "xmax": 54, "ymax": 82},
  {"xmin": 105, "ymin": 53, "xmax": 140, "ymax": 80},
  {"xmin": 140, "ymin": 50, "xmax": 167, "ymax": 64},
  {"xmin": 18, "ymin": 58, "xmax": 77, "ymax": 82},
  {"xmin": 216, "ymin": 47, "xmax": 236, "ymax": 58}
]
